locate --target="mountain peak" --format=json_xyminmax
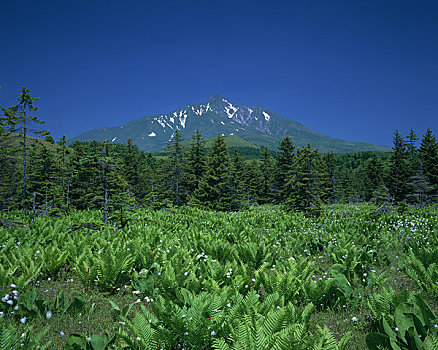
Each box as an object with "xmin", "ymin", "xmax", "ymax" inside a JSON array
[
  {"xmin": 208, "ymin": 93, "xmax": 226, "ymax": 104},
  {"xmin": 70, "ymin": 96, "xmax": 392, "ymax": 154}
]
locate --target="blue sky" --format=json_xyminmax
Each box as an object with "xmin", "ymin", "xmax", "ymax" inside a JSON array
[{"xmin": 1, "ymin": 0, "xmax": 437, "ymax": 146}]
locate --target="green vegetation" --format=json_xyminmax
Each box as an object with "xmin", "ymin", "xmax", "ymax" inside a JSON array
[
  {"xmin": 0, "ymin": 204, "xmax": 437, "ymax": 349},
  {"xmin": 1, "ymin": 87, "xmax": 438, "ymax": 349}
]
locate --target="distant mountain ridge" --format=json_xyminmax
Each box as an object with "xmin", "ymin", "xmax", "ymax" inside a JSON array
[{"xmin": 69, "ymin": 94, "xmax": 391, "ymax": 153}]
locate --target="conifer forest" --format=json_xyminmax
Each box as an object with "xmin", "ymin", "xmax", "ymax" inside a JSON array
[{"xmin": 1, "ymin": 88, "xmax": 438, "ymax": 349}]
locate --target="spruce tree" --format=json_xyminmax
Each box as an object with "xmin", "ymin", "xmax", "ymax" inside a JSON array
[
  {"xmin": 27, "ymin": 144, "xmax": 58, "ymax": 211},
  {"xmin": 320, "ymin": 152, "xmax": 337, "ymax": 204},
  {"xmin": 419, "ymin": 127, "xmax": 438, "ymax": 190},
  {"xmin": 274, "ymin": 136, "xmax": 295, "ymax": 203},
  {"xmin": 362, "ymin": 153, "xmax": 384, "ymax": 201},
  {"xmin": 243, "ymin": 159, "xmax": 262, "ymax": 208},
  {"xmin": 258, "ymin": 147, "xmax": 274, "ymax": 204},
  {"xmin": 388, "ymin": 130, "xmax": 410, "ymax": 203},
  {"xmin": 56, "ymin": 135, "xmax": 69, "ymax": 205},
  {"xmin": 190, "ymin": 135, "xmax": 231, "ymax": 211},
  {"xmin": 286, "ymin": 143, "xmax": 322, "ymax": 216},
  {"xmin": 163, "ymin": 129, "xmax": 185, "ymax": 206},
  {"xmin": 69, "ymin": 141, "xmax": 102, "ymax": 210},
  {"xmin": 185, "ymin": 130, "xmax": 207, "ymax": 196},
  {"xmin": 1, "ymin": 87, "xmax": 48, "ymax": 210},
  {"xmin": 121, "ymin": 138, "xmax": 148, "ymax": 204},
  {"xmin": 0, "ymin": 118, "xmax": 19, "ymax": 209},
  {"xmin": 228, "ymin": 149, "xmax": 245, "ymax": 211}
]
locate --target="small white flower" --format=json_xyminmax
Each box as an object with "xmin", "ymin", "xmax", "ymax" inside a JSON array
[
  {"xmin": 20, "ymin": 317, "xmax": 26, "ymax": 324},
  {"xmin": 136, "ymin": 337, "xmax": 141, "ymax": 341},
  {"xmin": 46, "ymin": 311, "xmax": 52, "ymax": 319},
  {"xmin": 351, "ymin": 317, "xmax": 358, "ymax": 322},
  {"xmin": 60, "ymin": 331, "xmax": 65, "ymax": 337},
  {"xmin": 10, "ymin": 284, "xmax": 17, "ymax": 288},
  {"xmin": 7, "ymin": 300, "xmax": 13, "ymax": 305},
  {"xmin": 395, "ymin": 327, "xmax": 399, "ymax": 332},
  {"xmin": 211, "ymin": 331, "xmax": 216, "ymax": 336}
]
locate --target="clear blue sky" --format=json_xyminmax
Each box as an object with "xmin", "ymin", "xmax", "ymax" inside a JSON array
[{"xmin": 1, "ymin": 0, "xmax": 437, "ymax": 146}]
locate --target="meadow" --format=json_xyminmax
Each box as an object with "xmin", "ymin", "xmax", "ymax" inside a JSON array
[{"xmin": 0, "ymin": 204, "xmax": 437, "ymax": 349}]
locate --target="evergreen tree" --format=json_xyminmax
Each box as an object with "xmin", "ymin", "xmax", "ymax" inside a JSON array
[
  {"xmin": 190, "ymin": 135, "xmax": 231, "ymax": 211},
  {"xmin": 100, "ymin": 141, "xmax": 130, "ymax": 225},
  {"xmin": 406, "ymin": 128, "xmax": 418, "ymax": 158},
  {"xmin": 163, "ymin": 130, "xmax": 185, "ymax": 206},
  {"xmin": 320, "ymin": 152, "xmax": 337, "ymax": 204},
  {"xmin": 1, "ymin": 87, "xmax": 48, "ymax": 210},
  {"xmin": 27, "ymin": 144, "xmax": 58, "ymax": 211},
  {"xmin": 243, "ymin": 159, "xmax": 262, "ymax": 208},
  {"xmin": 362, "ymin": 153, "xmax": 384, "ymax": 201},
  {"xmin": 419, "ymin": 127, "xmax": 438, "ymax": 190},
  {"xmin": 228, "ymin": 149, "xmax": 245, "ymax": 211},
  {"xmin": 185, "ymin": 130, "xmax": 207, "ymax": 196},
  {"xmin": 258, "ymin": 147, "xmax": 274, "ymax": 204},
  {"xmin": 388, "ymin": 130, "xmax": 410, "ymax": 203},
  {"xmin": 56, "ymin": 135, "xmax": 69, "ymax": 205},
  {"xmin": 286, "ymin": 144, "xmax": 322, "ymax": 216},
  {"xmin": 69, "ymin": 141, "xmax": 102, "ymax": 210},
  {"xmin": 121, "ymin": 138, "xmax": 148, "ymax": 204},
  {"xmin": 0, "ymin": 118, "xmax": 19, "ymax": 209},
  {"xmin": 407, "ymin": 162, "xmax": 435, "ymax": 205},
  {"xmin": 274, "ymin": 136, "xmax": 295, "ymax": 203}
]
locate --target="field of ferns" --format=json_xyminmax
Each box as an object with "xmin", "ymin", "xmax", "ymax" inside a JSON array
[{"xmin": 0, "ymin": 204, "xmax": 438, "ymax": 349}]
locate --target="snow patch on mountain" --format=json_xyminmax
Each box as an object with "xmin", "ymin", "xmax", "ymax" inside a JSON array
[
  {"xmin": 180, "ymin": 113, "xmax": 188, "ymax": 128},
  {"xmin": 111, "ymin": 137, "xmax": 117, "ymax": 142},
  {"xmin": 263, "ymin": 111, "xmax": 271, "ymax": 121},
  {"xmin": 224, "ymin": 103, "xmax": 238, "ymax": 118},
  {"xmin": 148, "ymin": 132, "xmax": 156, "ymax": 137},
  {"xmin": 157, "ymin": 119, "xmax": 165, "ymax": 128}
]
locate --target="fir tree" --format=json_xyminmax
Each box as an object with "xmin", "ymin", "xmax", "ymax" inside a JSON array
[
  {"xmin": 190, "ymin": 135, "xmax": 231, "ymax": 211},
  {"xmin": 407, "ymin": 162, "xmax": 435, "ymax": 205},
  {"xmin": 185, "ymin": 130, "xmax": 207, "ymax": 196},
  {"xmin": 388, "ymin": 130, "xmax": 410, "ymax": 203},
  {"xmin": 419, "ymin": 127, "xmax": 438, "ymax": 190},
  {"xmin": 243, "ymin": 159, "xmax": 262, "ymax": 208},
  {"xmin": 228, "ymin": 149, "xmax": 245, "ymax": 211},
  {"xmin": 0, "ymin": 118, "xmax": 19, "ymax": 209},
  {"xmin": 121, "ymin": 138, "xmax": 147, "ymax": 204},
  {"xmin": 258, "ymin": 147, "xmax": 274, "ymax": 204},
  {"xmin": 286, "ymin": 144, "xmax": 322, "ymax": 216},
  {"xmin": 274, "ymin": 136, "xmax": 295, "ymax": 203},
  {"xmin": 163, "ymin": 130, "xmax": 185, "ymax": 206},
  {"xmin": 69, "ymin": 141, "xmax": 102, "ymax": 210},
  {"xmin": 27, "ymin": 144, "xmax": 58, "ymax": 211},
  {"xmin": 320, "ymin": 152, "xmax": 337, "ymax": 204},
  {"xmin": 362, "ymin": 153, "xmax": 384, "ymax": 201},
  {"xmin": 56, "ymin": 135, "xmax": 69, "ymax": 205},
  {"xmin": 1, "ymin": 87, "xmax": 48, "ymax": 210}
]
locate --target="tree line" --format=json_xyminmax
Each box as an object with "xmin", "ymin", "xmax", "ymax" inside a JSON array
[{"xmin": 1, "ymin": 87, "xmax": 437, "ymax": 217}]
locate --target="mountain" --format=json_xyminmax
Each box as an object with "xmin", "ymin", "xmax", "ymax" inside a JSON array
[{"xmin": 69, "ymin": 94, "xmax": 391, "ymax": 153}]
